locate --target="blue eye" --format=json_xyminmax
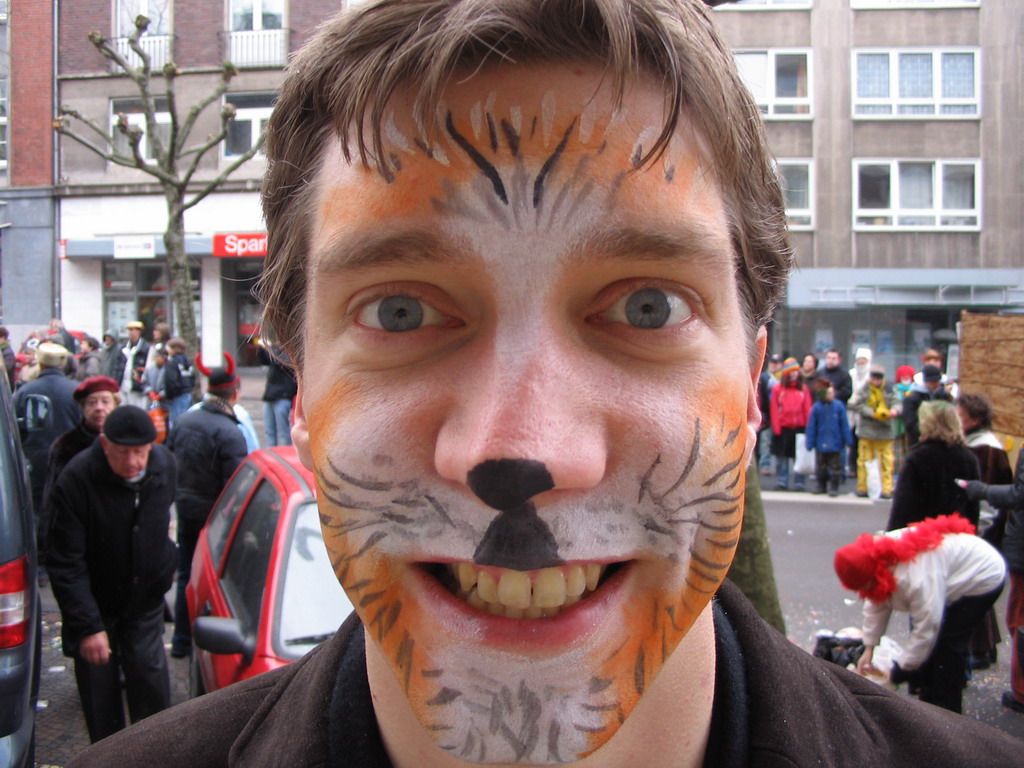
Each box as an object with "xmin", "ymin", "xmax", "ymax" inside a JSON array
[
  {"xmin": 358, "ymin": 295, "xmax": 445, "ymax": 332},
  {"xmin": 606, "ymin": 288, "xmax": 692, "ymax": 329}
]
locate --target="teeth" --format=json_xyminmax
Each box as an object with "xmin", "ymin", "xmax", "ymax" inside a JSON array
[{"xmin": 445, "ymin": 563, "xmax": 608, "ymax": 619}]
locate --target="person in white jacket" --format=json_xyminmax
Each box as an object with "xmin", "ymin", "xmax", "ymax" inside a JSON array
[{"xmin": 834, "ymin": 514, "xmax": 1005, "ymax": 713}]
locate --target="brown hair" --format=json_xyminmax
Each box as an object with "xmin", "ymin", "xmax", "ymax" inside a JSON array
[
  {"xmin": 258, "ymin": 0, "xmax": 793, "ymax": 368},
  {"xmin": 918, "ymin": 401, "xmax": 966, "ymax": 447},
  {"xmin": 956, "ymin": 392, "xmax": 993, "ymax": 431}
]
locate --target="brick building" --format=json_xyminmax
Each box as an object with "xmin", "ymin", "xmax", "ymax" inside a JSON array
[{"xmin": 1, "ymin": 0, "xmax": 339, "ymax": 361}]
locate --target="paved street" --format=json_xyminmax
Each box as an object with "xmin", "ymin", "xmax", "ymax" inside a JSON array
[{"xmin": 31, "ymin": 417, "xmax": 1024, "ymax": 764}]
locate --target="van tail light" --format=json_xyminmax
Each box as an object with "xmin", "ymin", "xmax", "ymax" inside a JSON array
[{"xmin": 0, "ymin": 556, "xmax": 29, "ymax": 649}]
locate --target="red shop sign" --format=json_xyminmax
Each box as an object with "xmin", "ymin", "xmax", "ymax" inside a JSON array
[{"xmin": 213, "ymin": 232, "xmax": 267, "ymax": 258}]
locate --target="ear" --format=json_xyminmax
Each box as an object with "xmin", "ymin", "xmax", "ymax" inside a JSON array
[
  {"xmin": 291, "ymin": 377, "xmax": 313, "ymax": 472},
  {"xmin": 745, "ymin": 327, "xmax": 768, "ymax": 460}
]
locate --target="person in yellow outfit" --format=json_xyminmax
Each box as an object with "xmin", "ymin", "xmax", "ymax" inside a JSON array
[{"xmin": 849, "ymin": 364, "xmax": 898, "ymax": 498}]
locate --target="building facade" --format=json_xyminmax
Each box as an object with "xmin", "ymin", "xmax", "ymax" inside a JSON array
[
  {"xmin": 715, "ymin": 0, "xmax": 1023, "ymax": 374},
  {"xmin": 2, "ymin": 0, "xmax": 338, "ymax": 361}
]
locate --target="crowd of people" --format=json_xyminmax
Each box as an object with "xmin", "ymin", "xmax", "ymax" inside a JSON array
[{"xmin": 7, "ymin": 317, "xmax": 301, "ymax": 742}]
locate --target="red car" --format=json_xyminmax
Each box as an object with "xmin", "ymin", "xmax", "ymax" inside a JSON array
[{"xmin": 186, "ymin": 447, "xmax": 353, "ymax": 695}]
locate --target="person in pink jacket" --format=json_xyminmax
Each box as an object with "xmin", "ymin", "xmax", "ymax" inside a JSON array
[{"xmin": 770, "ymin": 357, "xmax": 813, "ymax": 490}]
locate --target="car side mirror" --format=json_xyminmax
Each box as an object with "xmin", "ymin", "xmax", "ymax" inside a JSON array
[
  {"xmin": 17, "ymin": 394, "xmax": 53, "ymax": 433},
  {"xmin": 193, "ymin": 616, "xmax": 256, "ymax": 664}
]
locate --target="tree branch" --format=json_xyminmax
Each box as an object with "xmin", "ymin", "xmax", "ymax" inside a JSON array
[
  {"xmin": 54, "ymin": 122, "xmax": 140, "ymax": 170},
  {"xmin": 176, "ymin": 62, "xmax": 237, "ymax": 156},
  {"xmin": 181, "ymin": 132, "xmax": 265, "ymax": 213},
  {"xmin": 56, "ymin": 106, "xmax": 115, "ymax": 146}
]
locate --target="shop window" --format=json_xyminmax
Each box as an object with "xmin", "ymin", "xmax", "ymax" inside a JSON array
[
  {"xmin": 854, "ymin": 159, "xmax": 979, "ymax": 230},
  {"xmin": 103, "ymin": 259, "xmax": 200, "ymax": 339},
  {"xmin": 224, "ymin": 92, "xmax": 276, "ymax": 158},
  {"xmin": 734, "ymin": 50, "xmax": 812, "ymax": 118},
  {"xmin": 853, "ymin": 49, "xmax": 979, "ymax": 118},
  {"xmin": 110, "ymin": 97, "xmax": 172, "ymax": 162},
  {"xmin": 777, "ymin": 160, "xmax": 814, "ymax": 229}
]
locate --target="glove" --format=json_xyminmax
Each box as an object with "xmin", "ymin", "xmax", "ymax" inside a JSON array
[
  {"xmin": 889, "ymin": 661, "xmax": 911, "ymax": 685},
  {"xmin": 961, "ymin": 480, "xmax": 988, "ymax": 502}
]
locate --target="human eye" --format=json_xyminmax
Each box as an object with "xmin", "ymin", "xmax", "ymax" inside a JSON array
[
  {"xmin": 600, "ymin": 287, "xmax": 692, "ymax": 329},
  {"xmin": 356, "ymin": 294, "xmax": 448, "ymax": 332}
]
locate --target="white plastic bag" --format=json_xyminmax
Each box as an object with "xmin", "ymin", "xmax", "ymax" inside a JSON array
[
  {"xmin": 794, "ymin": 439, "xmax": 816, "ymax": 476},
  {"xmin": 865, "ymin": 459, "xmax": 882, "ymax": 500}
]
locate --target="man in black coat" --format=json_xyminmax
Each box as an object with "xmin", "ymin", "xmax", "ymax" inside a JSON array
[
  {"xmin": 47, "ymin": 406, "xmax": 177, "ymax": 743},
  {"xmin": 12, "ymin": 342, "xmax": 81, "ymax": 527},
  {"xmin": 165, "ymin": 355, "xmax": 248, "ymax": 657},
  {"xmin": 39, "ymin": 376, "xmax": 120, "ymax": 561},
  {"xmin": 901, "ymin": 363, "xmax": 954, "ymax": 447}
]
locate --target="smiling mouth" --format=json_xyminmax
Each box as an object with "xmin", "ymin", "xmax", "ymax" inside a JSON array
[{"xmin": 435, "ymin": 563, "xmax": 614, "ymax": 619}]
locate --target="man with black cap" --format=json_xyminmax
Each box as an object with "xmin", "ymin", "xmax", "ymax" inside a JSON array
[
  {"xmin": 902, "ymin": 363, "xmax": 953, "ymax": 448},
  {"xmin": 165, "ymin": 352, "xmax": 248, "ymax": 657},
  {"xmin": 47, "ymin": 405, "xmax": 177, "ymax": 742}
]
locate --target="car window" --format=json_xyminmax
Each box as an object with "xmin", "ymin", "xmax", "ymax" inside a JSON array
[
  {"xmin": 274, "ymin": 501, "xmax": 354, "ymax": 661},
  {"xmin": 220, "ymin": 479, "xmax": 281, "ymax": 638},
  {"xmin": 206, "ymin": 463, "xmax": 259, "ymax": 568}
]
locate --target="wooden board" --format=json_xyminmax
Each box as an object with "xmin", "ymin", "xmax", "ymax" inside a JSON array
[{"xmin": 958, "ymin": 311, "xmax": 1024, "ymax": 441}]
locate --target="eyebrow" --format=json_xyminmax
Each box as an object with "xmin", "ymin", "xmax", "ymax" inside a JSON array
[
  {"xmin": 311, "ymin": 228, "xmax": 466, "ymax": 276},
  {"xmin": 568, "ymin": 221, "xmax": 734, "ymax": 269}
]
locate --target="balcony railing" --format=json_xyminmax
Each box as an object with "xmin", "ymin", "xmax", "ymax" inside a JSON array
[
  {"xmin": 112, "ymin": 34, "xmax": 173, "ymax": 72},
  {"xmin": 223, "ymin": 29, "xmax": 289, "ymax": 69}
]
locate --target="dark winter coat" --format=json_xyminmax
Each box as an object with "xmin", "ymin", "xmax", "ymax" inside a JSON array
[
  {"xmin": 166, "ymin": 400, "xmax": 247, "ymax": 519},
  {"xmin": 258, "ymin": 345, "xmax": 298, "ymax": 402},
  {"xmin": 110, "ymin": 340, "xmax": 151, "ymax": 393},
  {"xmin": 1, "ymin": 340, "xmax": 14, "ymax": 387},
  {"xmin": 39, "ymin": 421, "xmax": 100, "ymax": 558},
  {"xmin": 804, "ymin": 399, "xmax": 853, "ymax": 454},
  {"xmin": 820, "ymin": 364, "xmax": 853, "ymax": 404},
  {"xmin": 986, "ymin": 450, "xmax": 1024, "ymax": 571},
  {"xmin": 67, "ymin": 580, "xmax": 1024, "ymax": 768},
  {"xmin": 47, "ymin": 439, "xmax": 177, "ymax": 657},
  {"xmin": 886, "ymin": 439, "xmax": 981, "ymax": 532},
  {"xmin": 12, "ymin": 368, "xmax": 81, "ymax": 505},
  {"xmin": 163, "ymin": 352, "xmax": 195, "ymax": 400},
  {"xmin": 901, "ymin": 384, "xmax": 954, "ymax": 446}
]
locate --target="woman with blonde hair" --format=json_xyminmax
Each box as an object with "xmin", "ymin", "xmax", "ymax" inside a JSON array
[{"xmin": 886, "ymin": 401, "xmax": 980, "ymax": 532}]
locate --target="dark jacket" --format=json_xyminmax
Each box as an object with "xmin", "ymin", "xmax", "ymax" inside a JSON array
[
  {"xmin": 47, "ymin": 440, "xmax": 177, "ymax": 657},
  {"xmin": 901, "ymin": 384, "xmax": 953, "ymax": 447},
  {"xmin": 804, "ymin": 399, "xmax": 853, "ymax": 454},
  {"xmin": 12, "ymin": 368, "xmax": 81, "ymax": 505},
  {"xmin": 0, "ymin": 340, "xmax": 14, "ymax": 387},
  {"xmin": 886, "ymin": 439, "xmax": 981, "ymax": 532},
  {"xmin": 164, "ymin": 353, "xmax": 196, "ymax": 400},
  {"xmin": 39, "ymin": 421, "xmax": 100, "ymax": 558},
  {"xmin": 67, "ymin": 580, "xmax": 1024, "ymax": 768},
  {"xmin": 987, "ymin": 450, "xmax": 1024, "ymax": 571},
  {"xmin": 167, "ymin": 400, "xmax": 247, "ymax": 516},
  {"xmin": 258, "ymin": 346, "xmax": 298, "ymax": 402},
  {"xmin": 110, "ymin": 340, "xmax": 151, "ymax": 393},
  {"xmin": 820, "ymin": 364, "xmax": 853, "ymax": 404}
]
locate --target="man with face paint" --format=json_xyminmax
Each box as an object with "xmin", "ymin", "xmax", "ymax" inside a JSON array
[{"xmin": 68, "ymin": 0, "xmax": 1024, "ymax": 766}]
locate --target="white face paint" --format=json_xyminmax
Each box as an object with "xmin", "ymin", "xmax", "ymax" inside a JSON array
[{"xmin": 295, "ymin": 64, "xmax": 760, "ymax": 764}]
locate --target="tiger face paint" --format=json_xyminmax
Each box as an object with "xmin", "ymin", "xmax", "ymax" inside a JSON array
[{"xmin": 296, "ymin": 64, "xmax": 762, "ymax": 765}]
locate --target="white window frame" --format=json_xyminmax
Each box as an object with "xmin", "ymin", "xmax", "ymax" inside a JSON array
[
  {"xmin": 110, "ymin": 98, "xmax": 172, "ymax": 163},
  {"xmin": 230, "ymin": 0, "xmax": 284, "ymax": 32},
  {"xmin": 777, "ymin": 159, "xmax": 814, "ymax": 230},
  {"xmin": 222, "ymin": 93, "xmax": 275, "ymax": 160},
  {"xmin": 852, "ymin": 48, "xmax": 980, "ymax": 119},
  {"xmin": 853, "ymin": 159, "xmax": 981, "ymax": 232},
  {"xmin": 851, "ymin": 0, "xmax": 978, "ymax": 9},
  {"xmin": 734, "ymin": 49, "xmax": 813, "ymax": 120},
  {"xmin": 116, "ymin": 0, "xmax": 171, "ymax": 36},
  {"xmin": 0, "ymin": 79, "xmax": 8, "ymax": 170},
  {"xmin": 716, "ymin": 0, "xmax": 812, "ymax": 10}
]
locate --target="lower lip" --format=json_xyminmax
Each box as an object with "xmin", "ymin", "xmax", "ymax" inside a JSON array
[{"xmin": 408, "ymin": 562, "xmax": 631, "ymax": 652}]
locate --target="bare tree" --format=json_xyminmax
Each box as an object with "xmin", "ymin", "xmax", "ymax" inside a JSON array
[{"xmin": 54, "ymin": 14, "xmax": 265, "ymax": 355}]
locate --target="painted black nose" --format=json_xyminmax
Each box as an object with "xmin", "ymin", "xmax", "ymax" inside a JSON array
[
  {"xmin": 467, "ymin": 458, "xmax": 554, "ymax": 511},
  {"xmin": 468, "ymin": 459, "xmax": 563, "ymax": 571}
]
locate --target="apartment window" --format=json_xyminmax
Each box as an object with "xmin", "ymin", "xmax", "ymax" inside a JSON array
[
  {"xmin": 224, "ymin": 93, "xmax": 276, "ymax": 157},
  {"xmin": 852, "ymin": 0, "xmax": 977, "ymax": 7},
  {"xmin": 718, "ymin": 0, "xmax": 812, "ymax": 8},
  {"xmin": 854, "ymin": 160, "xmax": 979, "ymax": 230},
  {"xmin": 117, "ymin": 0, "xmax": 170, "ymax": 35},
  {"xmin": 734, "ymin": 50, "xmax": 811, "ymax": 118},
  {"xmin": 231, "ymin": 0, "xmax": 284, "ymax": 31},
  {"xmin": 854, "ymin": 49, "xmax": 979, "ymax": 118},
  {"xmin": 778, "ymin": 161, "xmax": 813, "ymax": 229},
  {"xmin": 111, "ymin": 98, "xmax": 171, "ymax": 162},
  {"xmin": 0, "ymin": 80, "xmax": 7, "ymax": 169}
]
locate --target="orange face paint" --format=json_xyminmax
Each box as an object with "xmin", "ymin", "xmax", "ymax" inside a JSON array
[{"xmin": 296, "ymin": 64, "xmax": 760, "ymax": 764}]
